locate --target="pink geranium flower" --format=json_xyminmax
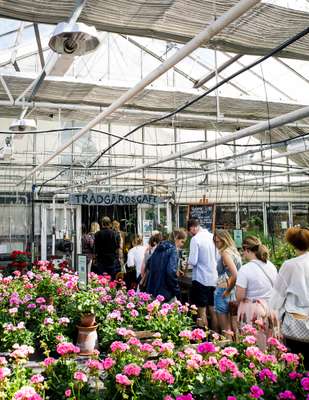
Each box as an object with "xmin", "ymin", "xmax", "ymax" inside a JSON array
[
  {"xmin": 301, "ymin": 377, "xmax": 309, "ymax": 391},
  {"xmin": 191, "ymin": 329, "xmax": 206, "ymax": 341},
  {"xmin": 197, "ymin": 342, "xmax": 216, "ymax": 354},
  {"xmin": 123, "ymin": 363, "xmax": 141, "ymax": 377},
  {"xmin": 102, "ymin": 357, "xmax": 115, "ymax": 370},
  {"xmin": 56, "ymin": 342, "xmax": 80, "ymax": 356},
  {"xmin": 278, "ymin": 391, "xmax": 296, "ymax": 399},
  {"xmin": 249, "ymin": 385, "xmax": 264, "ymax": 399},
  {"xmin": 74, "ymin": 371, "xmax": 87, "ymax": 382},
  {"xmin": 116, "ymin": 374, "xmax": 132, "ymax": 386},
  {"xmin": 152, "ymin": 368, "xmax": 175, "ymax": 384},
  {"xmin": 12, "ymin": 386, "xmax": 43, "ymax": 400},
  {"xmin": 30, "ymin": 374, "xmax": 44, "ymax": 384}
]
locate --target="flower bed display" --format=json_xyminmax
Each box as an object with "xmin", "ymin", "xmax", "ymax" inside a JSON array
[{"xmin": 0, "ymin": 264, "xmax": 308, "ymax": 399}]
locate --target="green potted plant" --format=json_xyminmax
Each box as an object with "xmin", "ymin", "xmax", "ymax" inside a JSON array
[{"xmin": 74, "ymin": 290, "xmax": 100, "ymax": 327}]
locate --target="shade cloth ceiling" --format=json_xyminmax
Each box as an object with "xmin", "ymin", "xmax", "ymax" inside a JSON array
[
  {"xmin": 0, "ymin": 73, "xmax": 307, "ymax": 122},
  {"xmin": 0, "ymin": 73, "xmax": 308, "ymax": 167},
  {"xmin": 1, "ymin": 1, "xmax": 309, "ymax": 60}
]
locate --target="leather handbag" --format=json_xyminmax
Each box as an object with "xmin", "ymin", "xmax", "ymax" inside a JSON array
[{"xmin": 281, "ymin": 312, "xmax": 309, "ymax": 343}]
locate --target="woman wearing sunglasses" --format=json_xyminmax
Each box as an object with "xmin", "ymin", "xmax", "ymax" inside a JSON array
[{"xmin": 236, "ymin": 236, "xmax": 279, "ymax": 348}]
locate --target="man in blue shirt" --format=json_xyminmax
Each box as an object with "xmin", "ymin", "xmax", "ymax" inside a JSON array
[{"xmin": 187, "ymin": 218, "xmax": 218, "ymax": 330}]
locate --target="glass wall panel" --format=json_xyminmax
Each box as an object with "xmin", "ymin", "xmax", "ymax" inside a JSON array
[
  {"xmin": 239, "ymin": 203, "xmax": 264, "ymax": 233},
  {"xmin": 216, "ymin": 204, "xmax": 236, "ymax": 231},
  {"xmin": 267, "ymin": 203, "xmax": 289, "ymax": 238},
  {"xmin": 292, "ymin": 203, "xmax": 309, "ymax": 227}
]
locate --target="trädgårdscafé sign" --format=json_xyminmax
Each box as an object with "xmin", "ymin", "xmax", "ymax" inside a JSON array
[{"xmin": 69, "ymin": 192, "xmax": 160, "ymax": 206}]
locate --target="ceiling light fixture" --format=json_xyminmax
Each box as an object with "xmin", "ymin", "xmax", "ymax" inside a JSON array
[
  {"xmin": 9, "ymin": 118, "xmax": 37, "ymax": 134},
  {"xmin": 49, "ymin": 22, "xmax": 100, "ymax": 56}
]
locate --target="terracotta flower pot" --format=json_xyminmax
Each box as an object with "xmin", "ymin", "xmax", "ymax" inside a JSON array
[
  {"xmin": 80, "ymin": 313, "xmax": 96, "ymax": 327},
  {"xmin": 76, "ymin": 324, "xmax": 98, "ymax": 355}
]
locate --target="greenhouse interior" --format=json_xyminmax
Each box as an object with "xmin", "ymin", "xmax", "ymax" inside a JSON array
[{"xmin": 0, "ymin": 0, "xmax": 309, "ymax": 399}]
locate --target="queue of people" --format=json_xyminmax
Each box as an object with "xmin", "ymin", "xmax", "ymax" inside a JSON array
[{"xmin": 82, "ymin": 215, "xmax": 309, "ymax": 368}]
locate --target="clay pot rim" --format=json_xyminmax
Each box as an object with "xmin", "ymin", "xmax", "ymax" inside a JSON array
[{"xmin": 77, "ymin": 324, "xmax": 98, "ymax": 330}]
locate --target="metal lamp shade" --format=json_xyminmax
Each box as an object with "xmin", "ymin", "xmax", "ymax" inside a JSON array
[
  {"xmin": 49, "ymin": 22, "xmax": 100, "ymax": 56},
  {"xmin": 9, "ymin": 119, "xmax": 37, "ymax": 132}
]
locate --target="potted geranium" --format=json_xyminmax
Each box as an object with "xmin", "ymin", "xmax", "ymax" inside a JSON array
[
  {"xmin": 74, "ymin": 290, "xmax": 100, "ymax": 327},
  {"xmin": 73, "ymin": 290, "xmax": 101, "ymax": 355},
  {"xmin": 9, "ymin": 250, "xmax": 30, "ymax": 273}
]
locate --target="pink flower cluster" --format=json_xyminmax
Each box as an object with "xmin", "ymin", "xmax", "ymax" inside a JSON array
[
  {"xmin": 10, "ymin": 344, "xmax": 34, "ymax": 360},
  {"xmin": 30, "ymin": 374, "xmax": 44, "ymax": 384},
  {"xmin": 13, "ymin": 386, "xmax": 43, "ymax": 400},
  {"xmin": 74, "ymin": 371, "xmax": 87, "ymax": 382},
  {"xmin": 56, "ymin": 342, "xmax": 80, "ymax": 356},
  {"xmin": 123, "ymin": 363, "xmax": 141, "ymax": 377},
  {"xmin": 0, "ymin": 367, "xmax": 10, "ymax": 381},
  {"xmin": 258, "ymin": 368, "xmax": 277, "ymax": 383},
  {"xmin": 110, "ymin": 341, "xmax": 129, "ymax": 353},
  {"xmin": 249, "ymin": 385, "xmax": 264, "ymax": 399},
  {"xmin": 197, "ymin": 342, "xmax": 217, "ymax": 354},
  {"xmin": 116, "ymin": 373, "xmax": 132, "ymax": 386},
  {"xmin": 152, "ymin": 368, "xmax": 175, "ymax": 384}
]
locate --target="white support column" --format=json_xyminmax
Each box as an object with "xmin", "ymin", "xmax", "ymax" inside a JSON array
[
  {"xmin": 262, "ymin": 202, "xmax": 268, "ymax": 237},
  {"xmin": 137, "ymin": 205, "xmax": 143, "ymax": 235},
  {"xmin": 235, "ymin": 202, "xmax": 240, "ymax": 229},
  {"xmin": 175, "ymin": 204, "xmax": 180, "ymax": 228},
  {"xmin": 166, "ymin": 201, "xmax": 173, "ymax": 233},
  {"xmin": 288, "ymin": 202, "xmax": 293, "ymax": 228},
  {"xmin": 41, "ymin": 205, "xmax": 47, "ymax": 260},
  {"xmin": 75, "ymin": 205, "xmax": 82, "ymax": 254}
]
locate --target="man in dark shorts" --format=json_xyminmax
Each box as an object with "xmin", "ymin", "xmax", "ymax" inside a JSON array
[
  {"xmin": 187, "ymin": 218, "xmax": 218, "ymax": 330},
  {"xmin": 95, "ymin": 216, "xmax": 120, "ymax": 279}
]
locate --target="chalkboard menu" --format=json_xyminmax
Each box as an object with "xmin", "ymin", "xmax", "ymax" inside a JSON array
[{"xmin": 187, "ymin": 203, "xmax": 216, "ymax": 232}]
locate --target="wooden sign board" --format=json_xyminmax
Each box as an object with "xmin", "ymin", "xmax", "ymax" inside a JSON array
[{"xmin": 187, "ymin": 203, "xmax": 216, "ymax": 232}]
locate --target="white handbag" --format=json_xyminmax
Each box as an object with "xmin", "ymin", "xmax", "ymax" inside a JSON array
[{"xmin": 281, "ymin": 312, "xmax": 309, "ymax": 343}]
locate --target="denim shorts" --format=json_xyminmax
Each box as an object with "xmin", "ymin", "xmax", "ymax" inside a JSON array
[{"xmin": 214, "ymin": 287, "xmax": 230, "ymax": 314}]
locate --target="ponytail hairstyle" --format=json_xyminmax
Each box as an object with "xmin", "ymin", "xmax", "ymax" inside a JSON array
[
  {"xmin": 132, "ymin": 234, "xmax": 143, "ymax": 246},
  {"xmin": 242, "ymin": 236, "xmax": 269, "ymax": 263}
]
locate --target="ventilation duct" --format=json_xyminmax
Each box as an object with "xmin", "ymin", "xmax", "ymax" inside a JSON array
[{"xmin": 49, "ymin": 22, "xmax": 100, "ymax": 56}]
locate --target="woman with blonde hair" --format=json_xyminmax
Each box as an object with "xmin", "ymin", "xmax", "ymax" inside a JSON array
[
  {"xmin": 236, "ymin": 236, "xmax": 279, "ymax": 347},
  {"xmin": 213, "ymin": 230, "xmax": 242, "ymax": 334}
]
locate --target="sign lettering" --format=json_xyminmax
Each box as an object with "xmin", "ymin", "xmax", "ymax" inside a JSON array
[{"xmin": 69, "ymin": 192, "xmax": 160, "ymax": 206}]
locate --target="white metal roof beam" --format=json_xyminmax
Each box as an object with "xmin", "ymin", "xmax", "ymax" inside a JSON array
[
  {"xmin": 187, "ymin": 53, "xmax": 248, "ymax": 95},
  {"xmin": 223, "ymin": 52, "xmax": 295, "ymax": 101},
  {"xmin": 0, "ymin": 76, "xmax": 14, "ymax": 104},
  {"xmin": 10, "ymin": 21, "xmax": 25, "ymax": 72},
  {"xmin": 16, "ymin": 0, "xmax": 262, "ymax": 186},
  {"xmin": 33, "ymin": 23, "xmax": 45, "ymax": 69},
  {"xmin": 193, "ymin": 54, "xmax": 242, "ymax": 88},
  {"xmin": 63, "ymin": 104, "xmax": 309, "ymax": 190},
  {"xmin": 119, "ymin": 34, "xmax": 209, "ymax": 91}
]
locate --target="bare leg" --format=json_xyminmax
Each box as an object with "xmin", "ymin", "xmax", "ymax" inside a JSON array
[
  {"xmin": 217, "ymin": 313, "xmax": 233, "ymax": 337},
  {"xmin": 208, "ymin": 306, "xmax": 218, "ymax": 332},
  {"xmin": 197, "ymin": 306, "xmax": 207, "ymax": 328}
]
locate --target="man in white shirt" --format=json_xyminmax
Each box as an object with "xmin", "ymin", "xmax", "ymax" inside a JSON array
[{"xmin": 187, "ymin": 218, "xmax": 218, "ymax": 329}]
